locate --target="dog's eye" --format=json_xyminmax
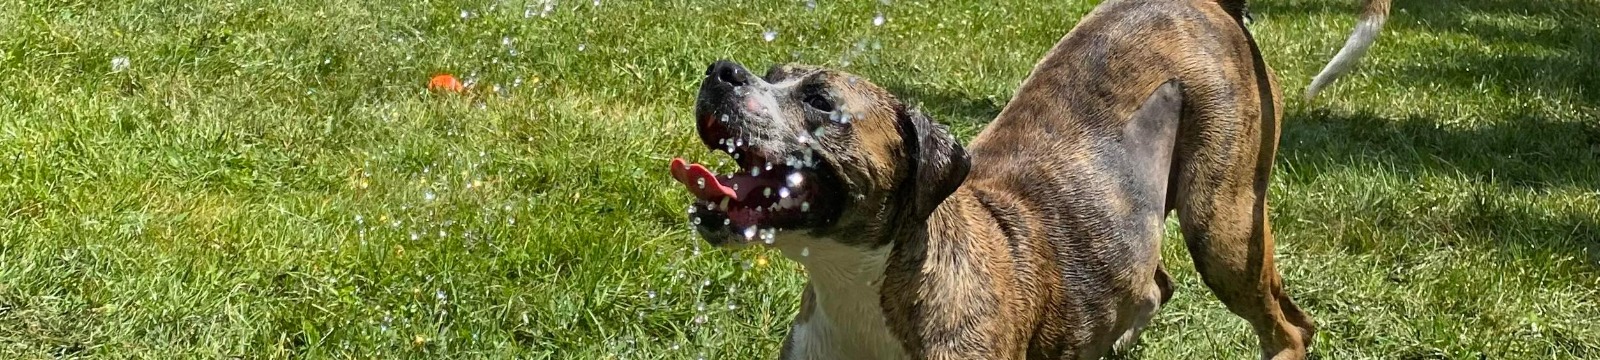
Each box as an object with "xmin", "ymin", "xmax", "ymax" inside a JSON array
[{"xmin": 803, "ymin": 94, "xmax": 835, "ymax": 112}]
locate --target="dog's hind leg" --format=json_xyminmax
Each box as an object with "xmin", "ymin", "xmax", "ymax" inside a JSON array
[{"xmin": 1172, "ymin": 46, "xmax": 1315, "ymax": 360}]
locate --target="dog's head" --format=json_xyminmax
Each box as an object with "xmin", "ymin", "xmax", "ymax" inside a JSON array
[{"xmin": 671, "ymin": 60, "xmax": 969, "ymax": 250}]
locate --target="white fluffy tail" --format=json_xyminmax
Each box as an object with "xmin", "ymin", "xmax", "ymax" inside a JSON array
[{"xmin": 1304, "ymin": 0, "xmax": 1392, "ymax": 100}]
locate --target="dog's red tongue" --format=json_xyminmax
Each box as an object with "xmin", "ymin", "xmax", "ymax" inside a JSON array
[{"xmin": 670, "ymin": 158, "xmax": 738, "ymax": 201}]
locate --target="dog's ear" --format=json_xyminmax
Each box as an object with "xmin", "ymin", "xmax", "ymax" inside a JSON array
[{"xmin": 898, "ymin": 107, "xmax": 971, "ymax": 220}]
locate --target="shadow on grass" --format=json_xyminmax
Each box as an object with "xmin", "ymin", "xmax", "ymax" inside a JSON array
[
  {"xmin": 1256, "ymin": 0, "xmax": 1600, "ymax": 107},
  {"xmin": 1281, "ymin": 108, "xmax": 1600, "ymax": 191},
  {"xmin": 1278, "ymin": 107, "xmax": 1599, "ymax": 262}
]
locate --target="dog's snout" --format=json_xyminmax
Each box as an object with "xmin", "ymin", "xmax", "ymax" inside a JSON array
[{"xmin": 708, "ymin": 60, "xmax": 751, "ymax": 87}]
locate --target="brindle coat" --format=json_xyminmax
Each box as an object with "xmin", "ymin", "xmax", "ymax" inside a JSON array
[{"xmin": 681, "ymin": 0, "xmax": 1391, "ymax": 359}]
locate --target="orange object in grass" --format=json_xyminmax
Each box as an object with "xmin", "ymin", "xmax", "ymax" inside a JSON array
[{"xmin": 428, "ymin": 74, "xmax": 465, "ymax": 93}]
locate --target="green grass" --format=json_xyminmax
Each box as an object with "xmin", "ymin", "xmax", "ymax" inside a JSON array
[{"xmin": 1, "ymin": 0, "xmax": 1596, "ymax": 358}]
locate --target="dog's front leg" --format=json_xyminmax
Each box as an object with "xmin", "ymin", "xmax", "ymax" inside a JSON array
[{"xmin": 880, "ymin": 236, "xmax": 1023, "ymax": 360}]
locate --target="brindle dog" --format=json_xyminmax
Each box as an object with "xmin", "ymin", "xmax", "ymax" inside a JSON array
[{"xmin": 668, "ymin": 0, "xmax": 1390, "ymax": 358}]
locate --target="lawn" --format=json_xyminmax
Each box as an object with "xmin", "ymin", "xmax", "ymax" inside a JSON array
[{"xmin": 0, "ymin": 0, "xmax": 1596, "ymax": 358}]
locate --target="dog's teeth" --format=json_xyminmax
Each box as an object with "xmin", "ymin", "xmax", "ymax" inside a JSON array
[
  {"xmin": 801, "ymin": 202, "xmax": 810, "ymax": 212},
  {"xmin": 786, "ymin": 173, "xmax": 804, "ymax": 187},
  {"xmin": 731, "ymin": 184, "xmax": 739, "ymax": 192},
  {"xmin": 687, "ymin": 205, "xmax": 697, "ymax": 214},
  {"xmin": 778, "ymin": 187, "xmax": 791, "ymax": 198},
  {"xmin": 720, "ymin": 114, "xmax": 729, "ymax": 123},
  {"xmin": 743, "ymin": 226, "xmax": 757, "ymax": 240},
  {"xmin": 751, "ymin": 167, "xmax": 761, "ymax": 176},
  {"xmin": 764, "ymin": 163, "xmax": 773, "ymax": 171},
  {"xmin": 763, "ymin": 188, "xmax": 772, "ymax": 198}
]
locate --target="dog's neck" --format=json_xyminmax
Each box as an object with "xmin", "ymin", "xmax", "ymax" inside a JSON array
[
  {"xmin": 774, "ymin": 234, "xmax": 905, "ymax": 359},
  {"xmin": 771, "ymin": 189, "xmax": 994, "ymax": 360}
]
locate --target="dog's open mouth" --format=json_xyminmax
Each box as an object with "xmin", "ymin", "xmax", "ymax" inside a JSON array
[{"xmin": 669, "ymin": 121, "xmax": 842, "ymax": 243}]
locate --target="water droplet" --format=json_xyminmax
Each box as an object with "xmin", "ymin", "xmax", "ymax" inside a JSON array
[
  {"xmin": 743, "ymin": 226, "xmax": 757, "ymax": 240},
  {"xmin": 719, "ymin": 114, "xmax": 729, "ymax": 123},
  {"xmin": 435, "ymin": 289, "xmax": 447, "ymax": 302},
  {"xmin": 727, "ymin": 303, "xmax": 738, "ymax": 310},
  {"xmin": 762, "ymin": 28, "xmax": 778, "ymax": 42},
  {"xmin": 696, "ymin": 178, "xmax": 706, "ymax": 189},
  {"xmin": 354, "ymin": 215, "xmax": 364, "ymax": 224},
  {"xmin": 424, "ymin": 191, "xmax": 436, "ymax": 201},
  {"xmin": 110, "ymin": 56, "xmax": 130, "ymax": 72},
  {"xmin": 801, "ymin": 247, "xmax": 810, "ymax": 257},
  {"xmin": 692, "ymin": 314, "xmax": 707, "ymax": 324},
  {"xmin": 873, "ymin": 12, "xmax": 886, "ymax": 26},
  {"xmin": 722, "ymin": 219, "xmax": 731, "ymax": 226},
  {"xmin": 592, "ymin": 0, "xmax": 601, "ymax": 6},
  {"xmin": 801, "ymin": 202, "xmax": 811, "ymax": 212},
  {"xmin": 460, "ymin": 10, "xmax": 472, "ymax": 20},
  {"xmin": 578, "ymin": 43, "xmax": 587, "ymax": 51},
  {"xmin": 751, "ymin": 166, "xmax": 761, "ymax": 176},
  {"xmin": 805, "ymin": 0, "xmax": 816, "ymax": 10},
  {"xmin": 646, "ymin": 290, "xmax": 656, "ymax": 299},
  {"xmin": 691, "ymin": 217, "xmax": 701, "ymax": 225},
  {"xmin": 502, "ymin": 36, "xmax": 512, "ymax": 46}
]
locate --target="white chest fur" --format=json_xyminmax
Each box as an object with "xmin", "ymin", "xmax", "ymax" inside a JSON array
[{"xmin": 775, "ymin": 237, "xmax": 907, "ymax": 360}]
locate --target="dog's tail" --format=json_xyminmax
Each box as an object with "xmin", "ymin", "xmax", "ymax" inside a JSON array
[{"xmin": 1303, "ymin": 0, "xmax": 1392, "ymax": 100}]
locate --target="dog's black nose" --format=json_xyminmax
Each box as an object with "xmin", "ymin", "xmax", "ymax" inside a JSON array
[{"xmin": 707, "ymin": 60, "xmax": 751, "ymax": 87}]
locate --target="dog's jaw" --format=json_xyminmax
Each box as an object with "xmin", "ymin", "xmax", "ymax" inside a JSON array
[{"xmin": 775, "ymin": 235, "xmax": 908, "ymax": 360}]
